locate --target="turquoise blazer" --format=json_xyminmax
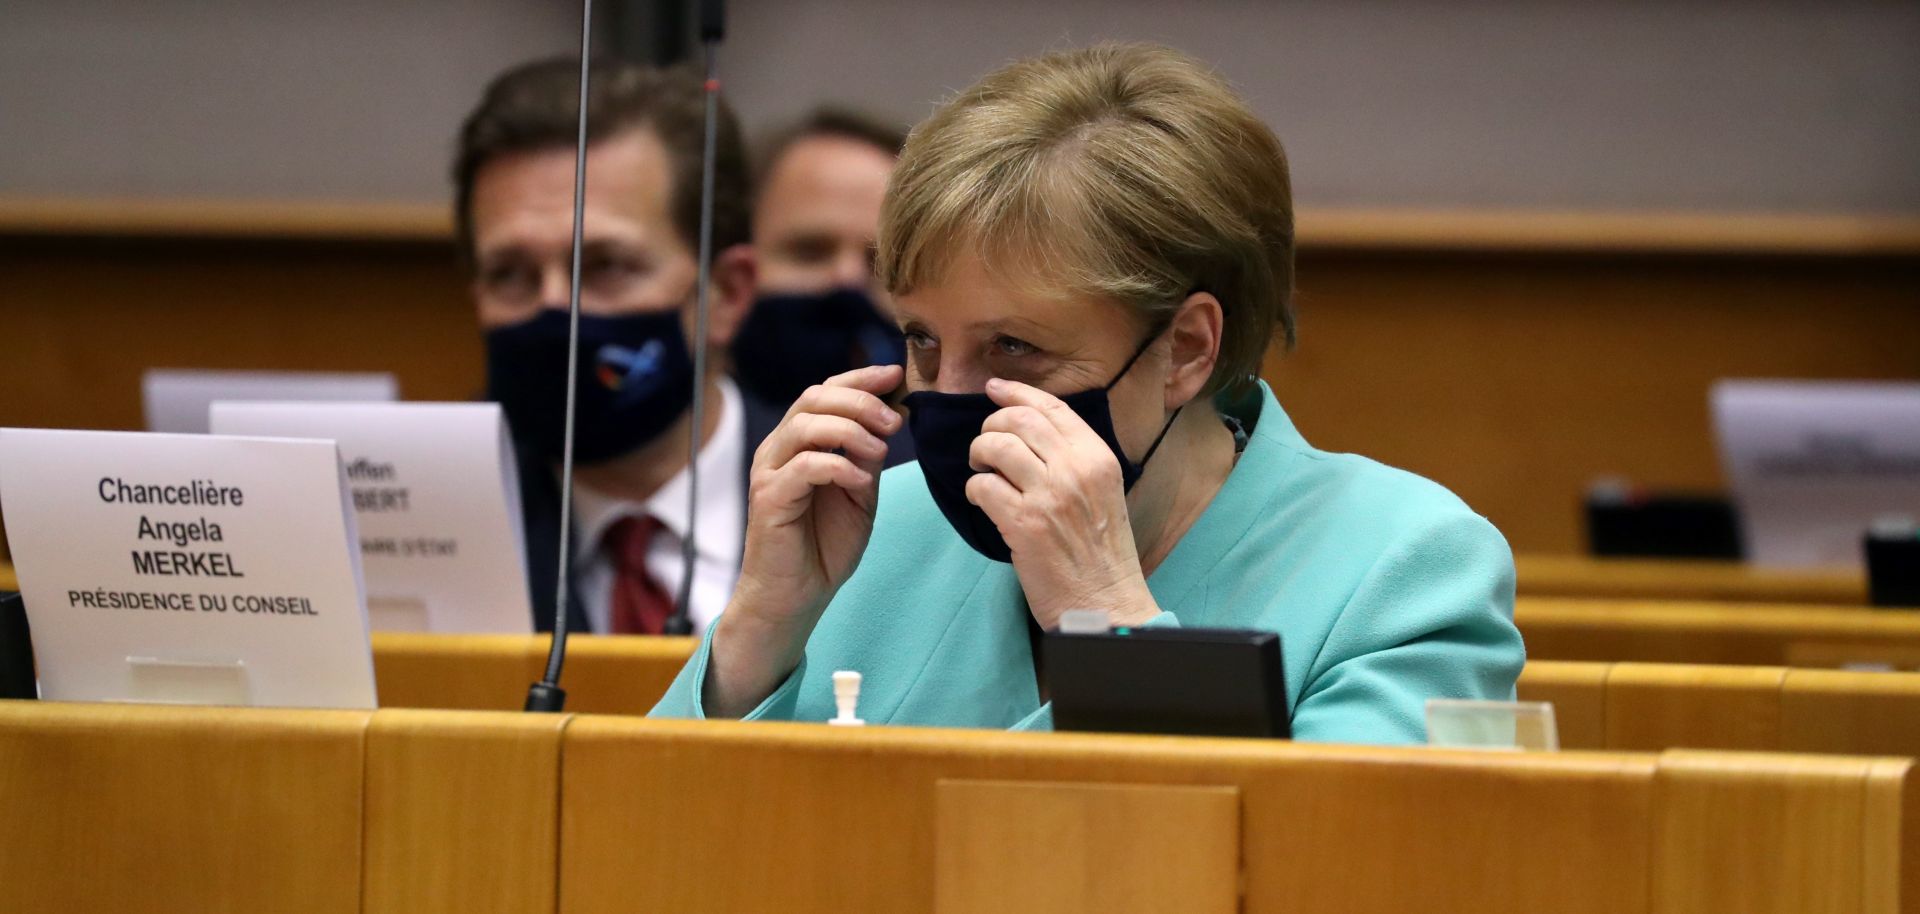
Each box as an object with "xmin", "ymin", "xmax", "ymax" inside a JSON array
[{"xmin": 651, "ymin": 381, "xmax": 1524, "ymax": 744}]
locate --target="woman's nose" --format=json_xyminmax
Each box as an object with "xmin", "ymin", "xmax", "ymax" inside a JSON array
[{"xmin": 931, "ymin": 356, "xmax": 993, "ymax": 395}]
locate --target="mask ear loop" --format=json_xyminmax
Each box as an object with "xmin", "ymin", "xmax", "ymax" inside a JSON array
[
  {"xmin": 1136, "ymin": 404, "xmax": 1184, "ymax": 470},
  {"xmin": 1102, "ymin": 323, "xmax": 1165, "ymax": 392},
  {"xmin": 1105, "ymin": 311, "xmax": 1187, "ymax": 472}
]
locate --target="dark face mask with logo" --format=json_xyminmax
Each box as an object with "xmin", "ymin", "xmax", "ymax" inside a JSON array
[
  {"xmin": 730, "ymin": 286, "xmax": 906, "ymax": 405},
  {"xmin": 903, "ymin": 330, "xmax": 1181, "ymax": 563},
  {"xmin": 486, "ymin": 308, "xmax": 696, "ymax": 466}
]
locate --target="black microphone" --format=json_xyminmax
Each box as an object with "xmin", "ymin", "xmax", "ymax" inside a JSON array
[
  {"xmin": 524, "ymin": 0, "xmax": 599, "ymax": 713},
  {"xmin": 661, "ymin": 0, "xmax": 727, "ymax": 638}
]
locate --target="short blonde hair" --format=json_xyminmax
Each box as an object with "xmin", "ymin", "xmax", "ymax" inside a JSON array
[{"xmin": 877, "ymin": 43, "xmax": 1295, "ymax": 396}]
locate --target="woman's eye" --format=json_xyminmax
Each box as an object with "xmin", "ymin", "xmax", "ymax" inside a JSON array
[
  {"xmin": 904, "ymin": 330, "xmax": 938, "ymax": 351},
  {"xmin": 993, "ymin": 336, "xmax": 1037, "ymax": 357}
]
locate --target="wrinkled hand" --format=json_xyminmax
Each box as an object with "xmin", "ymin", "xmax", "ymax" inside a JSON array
[
  {"xmin": 708, "ymin": 364, "xmax": 901, "ymax": 716},
  {"xmin": 965, "ymin": 378, "xmax": 1160, "ymax": 629}
]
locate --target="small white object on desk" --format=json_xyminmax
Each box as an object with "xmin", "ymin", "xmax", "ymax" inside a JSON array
[
  {"xmin": 829, "ymin": 670, "xmax": 865, "ymax": 726},
  {"xmin": 1057, "ymin": 608, "xmax": 1112, "ymax": 634}
]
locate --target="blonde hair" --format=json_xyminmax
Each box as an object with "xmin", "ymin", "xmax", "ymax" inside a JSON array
[{"xmin": 877, "ymin": 43, "xmax": 1295, "ymax": 396}]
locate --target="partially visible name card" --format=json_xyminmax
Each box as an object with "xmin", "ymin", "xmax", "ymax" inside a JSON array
[
  {"xmin": 0, "ymin": 428, "xmax": 375, "ymax": 708},
  {"xmin": 209, "ymin": 402, "xmax": 532, "ymax": 633},
  {"xmin": 1715, "ymin": 380, "xmax": 1920, "ymax": 567},
  {"xmin": 143, "ymin": 368, "xmax": 398, "ymax": 434}
]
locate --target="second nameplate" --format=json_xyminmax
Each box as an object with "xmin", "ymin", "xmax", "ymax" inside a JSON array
[{"xmin": 210, "ymin": 401, "xmax": 533, "ymax": 633}]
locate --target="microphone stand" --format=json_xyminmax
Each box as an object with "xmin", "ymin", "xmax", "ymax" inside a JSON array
[
  {"xmin": 663, "ymin": 0, "xmax": 726, "ymax": 637},
  {"xmin": 523, "ymin": 0, "xmax": 598, "ymax": 713},
  {"xmin": 528, "ymin": 0, "xmax": 725, "ymax": 709}
]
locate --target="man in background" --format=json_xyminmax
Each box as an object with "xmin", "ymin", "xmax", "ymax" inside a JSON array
[
  {"xmin": 730, "ymin": 108, "xmax": 912, "ymax": 458},
  {"xmin": 455, "ymin": 58, "xmax": 781, "ymax": 635}
]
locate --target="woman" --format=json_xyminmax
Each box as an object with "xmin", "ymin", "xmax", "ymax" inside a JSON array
[{"xmin": 652, "ymin": 44, "xmax": 1523, "ymax": 743}]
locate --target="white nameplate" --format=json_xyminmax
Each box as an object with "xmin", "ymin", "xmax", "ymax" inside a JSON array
[
  {"xmin": 0, "ymin": 428, "xmax": 376, "ymax": 708},
  {"xmin": 209, "ymin": 402, "xmax": 533, "ymax": 633},
  {"xmin": 1714, "ymin": 380, "xmax": 1920, "ymax": 567},
  {"xmin": 143, "ymin": 369, "xmax": 397, "ymax": 434}
]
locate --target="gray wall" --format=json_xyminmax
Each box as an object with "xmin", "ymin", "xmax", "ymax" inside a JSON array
[
  {"xmin": 5, "ymin": 0, "xmax": 1917, "ymax": 213},
  {"xmin": 0, "ymin": 0, "xmax": 578, "ymax": 202}
]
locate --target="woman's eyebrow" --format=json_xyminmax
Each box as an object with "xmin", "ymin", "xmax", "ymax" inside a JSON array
[{"xmin": 969, "ymin": 316, "xmax": 1051, "ymax": 337}]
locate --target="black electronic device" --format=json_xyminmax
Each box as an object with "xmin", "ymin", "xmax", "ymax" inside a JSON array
[
  {"xmin": 1, "ymin": 593, "xmax": 36, "ymax": 700},
  {"xmin": 1584, "ymin": 481, "xmax": 1743, "ymax": 560},
  {"xmin": 1867, "ymin": 523, "xmax": 1920, "ymax": 609},
  {"xmin": 1044, "ymin": 626, "xmax": 1289, "ymax": 738}
]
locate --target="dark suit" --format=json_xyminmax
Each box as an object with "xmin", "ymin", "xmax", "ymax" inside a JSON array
[{"xmin": 516, "ymin": 389, "xmax": 787, "ymax": 633}]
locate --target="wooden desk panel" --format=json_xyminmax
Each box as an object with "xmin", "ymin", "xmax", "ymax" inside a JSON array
[
  {"xmin": 0, "ymin": 700, "xmax": 369, "ymax": 913},
  {"xmin": 1529, "ymin": 661, "xmax": 1920, "ymax": 758},
  {"xmin": 371, "ymin": 632, "xmax": 547, "ymax": 712},
  {"xmin": 0, "ymin": 561, "xmax": 15, "ymax": 591},
  {"xmin": 0, "ymin": 701, "xmax": 1911, "ymax": 911},
  {"xmin": 371, "ymin": 633, "xmax": 694, "ymax": 715},
  {"xmin": 561, "ymin": 635, "xmax": 699, "ymax": 716},
  {"xmin": 1517, "ymin": 660, "xmax": 1610, "ymax": 750},
  {"xmin": 1652, "ymin": 751, "xmax": 1906, "ymax": 914},
  {"xmin": 1605, "ymin": 663, "xmax": 1787, "ymax": 752},
  {"xmin": 362, "ymin": 709, "xmax": 569, "ymax": 914},
  {"xmin": 1515, "ymin": 555, "xmax": 1867, "ymax": 606},
  {"xmin": 934, "ymin": 780, "xmax": 1240, "ymax": 914},
  {"xmin": 1782, "ymin": 670, "xmax": 1920, "ymax": 759},
  {"xmin": 1517, "ymin": 598, "xmax": 1920, "ymax": 667},
  {"xmin": 560, "ymin": 718, "xmax": 1660, "ymax": 914}
]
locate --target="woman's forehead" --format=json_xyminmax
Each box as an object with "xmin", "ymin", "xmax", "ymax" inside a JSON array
[{"xmin": 896, "ymin": 250, "xmax": 1135, "ymax": 335}]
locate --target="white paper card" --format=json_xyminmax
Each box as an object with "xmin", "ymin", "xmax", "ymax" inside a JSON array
[
  {"xmin": 143, "ymin": 369, "xmax": 398, "ymax": 434},
  {"xmin": 209, "ymin": 402, "xmax": 532, "ymax": 633},
  {"xmin": 1714, "ymin": 380, "xmax": 1920, "ymax": 567},
  {"xmin": 0, "ymin": 428, "xmax": 376, "ymax": 708}
]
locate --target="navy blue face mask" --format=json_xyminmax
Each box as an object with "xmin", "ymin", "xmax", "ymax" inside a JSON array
[
  {"xmin": 903, "ymin": 332, "xmax": 1182, "ymax": 563},
  {"xmin": 486, "ymin": 307, "xmax": 696, "ymax": 466},
  {"xmin": 729, "ymin": 287, "xmax": 906, "ymax": 405}
]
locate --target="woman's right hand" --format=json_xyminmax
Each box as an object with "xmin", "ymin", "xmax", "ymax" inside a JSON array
[{"xmin": 705, "ymin": 363, "xmax": 903, "ymax": 716}]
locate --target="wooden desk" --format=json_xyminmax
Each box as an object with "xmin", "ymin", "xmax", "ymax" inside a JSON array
[
  {"xmin": 562, "ymin": 717, "xmax": 1915, "ymax": 914},
  {"xmin": 0, "ymin": 562, "xmax": 15, "ymax": 591},
  {"xmin": 1517, "ymin": 597, "xmax": 1920, "ymax": 667},
  {"xmin": 2, "ymin": 701, "xmax": 1912, "ymax": 913},
  {"xmin": 371, "ymin": 632, "xmax": 695, "ymax": 715},
  {"xmin": 371, "ymin": 635, "xmax": 1920, "ymax": 758},
  {"xmin": 1522, "ymin": 660, "xmax": 1920, "ymax": 757},
  {"xmin": 0, "ymin": 701, "xmax": 369, "ymax": 913},
  {"xmin": 1515, "ymin": 555, "xmax": 1868, "ymax": 605}
]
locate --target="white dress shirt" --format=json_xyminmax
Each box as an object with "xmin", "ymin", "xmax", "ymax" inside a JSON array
[{"xmin": 570, "ymin": 377, "xmax": 746, "ymax": 634}]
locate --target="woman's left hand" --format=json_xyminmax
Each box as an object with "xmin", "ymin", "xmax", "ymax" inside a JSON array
[{"xmin": 966, "ymin": 378, "xmax": 1161, "ymax": 629}]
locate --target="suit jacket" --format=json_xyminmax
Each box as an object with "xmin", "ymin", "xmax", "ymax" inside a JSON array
[
  {"xmin": 650, "ymin": 381, "xmax": 1524, "ymax": 745},
  {"xmin": 517, "ymin": 389, "xmax": 786, "ymax": 633}
]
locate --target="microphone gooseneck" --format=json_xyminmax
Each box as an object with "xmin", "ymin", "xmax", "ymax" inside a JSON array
[
  {"xmin": 530, "ymin": 0, "xmax": 726, "ymax": 706},
  {"xmin": 524, "ymin": 0, "xmax": 597, "ymax": 713},
  {"xmin": 663, "ymin": 0, "xmax": 726, "ymax": 637}
]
